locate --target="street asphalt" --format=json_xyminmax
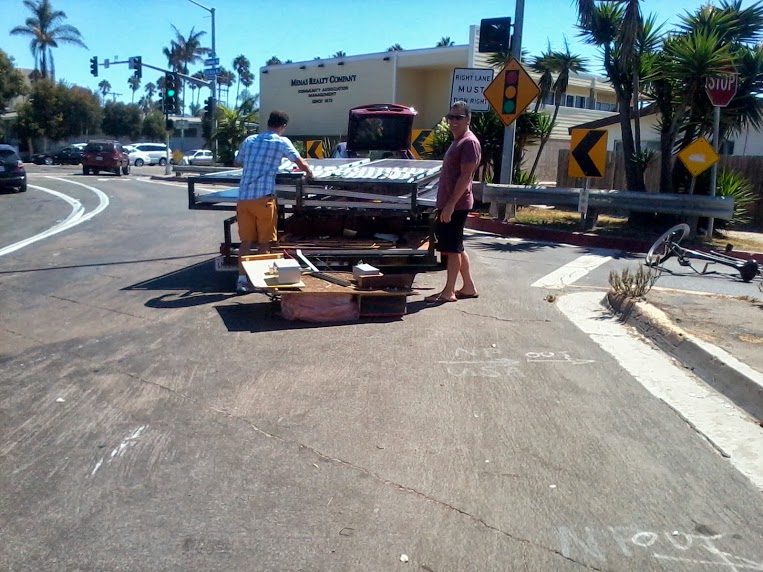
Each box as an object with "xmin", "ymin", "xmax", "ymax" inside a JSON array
[{"xmin": 1, "ymin": 165, "xmax": 762, "ymax": 571}]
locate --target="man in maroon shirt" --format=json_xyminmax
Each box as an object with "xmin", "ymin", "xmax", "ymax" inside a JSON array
[{"xmin": 426, "ymin": 101, "xmax": 481, "ymax": 303}]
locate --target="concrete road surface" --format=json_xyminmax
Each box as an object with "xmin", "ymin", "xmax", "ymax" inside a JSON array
[{"xmin": 1, "ymin": 168, "xmax": 762, "ymax": 571}]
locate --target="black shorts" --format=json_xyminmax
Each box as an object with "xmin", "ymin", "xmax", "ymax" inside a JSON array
[{"xmin": 435, "ymin": 210, "xmax": 469, "ymax": 253}]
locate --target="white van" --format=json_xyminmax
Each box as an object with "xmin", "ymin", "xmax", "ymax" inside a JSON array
[{"xmin": 131, "ymin": 143, "xmax": 172, "ymax": 166}]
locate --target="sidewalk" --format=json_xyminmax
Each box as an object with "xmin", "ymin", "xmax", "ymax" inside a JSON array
[
  {"xmin": 607, "ymin": 290, "xmax": 763, "ymax": 422},
  {"xmin": 465, "ymin": 216, "xmax": 763, "ymax": 422}
]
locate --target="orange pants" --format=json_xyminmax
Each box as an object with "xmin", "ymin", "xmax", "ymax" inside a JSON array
[{"xmin": 237, "ymin": 196, "xmax": 277, "ymax": 244}]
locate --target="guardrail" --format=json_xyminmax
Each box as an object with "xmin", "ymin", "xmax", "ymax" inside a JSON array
[
  {"xmin": 172, "ymin": 165, "xmax": 238, "ymax": 176},
  {"xmin": 481, "ymin": 184, "xmax": 735, "ymax": 231}
]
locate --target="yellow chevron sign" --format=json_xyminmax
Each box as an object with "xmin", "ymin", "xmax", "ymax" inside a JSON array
[
  {"xmin": 411, "ymin": 129, "xmax": 434, "ymax": 160},
  {"xmin": 306, "ymin": 140, "xmax": 325, "ymax": 159}
]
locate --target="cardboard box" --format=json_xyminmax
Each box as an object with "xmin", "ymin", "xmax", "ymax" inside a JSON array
[{"xmin": 274, "ymin": 259, "xmax": 302, "ymax": 284}]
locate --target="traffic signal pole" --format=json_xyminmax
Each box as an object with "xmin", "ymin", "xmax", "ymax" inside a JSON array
[{"xmin": 499, "ymin": 0, "xmax": 524, "ymax": 187}]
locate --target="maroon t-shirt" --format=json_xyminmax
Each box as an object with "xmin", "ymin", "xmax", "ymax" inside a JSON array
[{"xmin": 436, "ymin": 130, "xmax": 481, "ymax": 210}]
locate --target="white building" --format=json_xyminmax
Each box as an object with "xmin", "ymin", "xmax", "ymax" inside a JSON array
[{"xmin": 258, "ymin": 25, "xmax": 621, "ymax": 179}]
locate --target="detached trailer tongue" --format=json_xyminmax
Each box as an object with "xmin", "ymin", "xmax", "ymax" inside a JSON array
[{"xmin": 186, "ymin": 103, "xmax": 443, "ymax": 274}]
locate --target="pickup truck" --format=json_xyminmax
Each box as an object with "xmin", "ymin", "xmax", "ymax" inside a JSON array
[{"xmin": 187, "ymin": 104, "xmax": 442, "ymax": 273}]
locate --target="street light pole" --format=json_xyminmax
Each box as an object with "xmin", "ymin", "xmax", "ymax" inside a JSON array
[{"xmin": 187, "ymin": 0, "xmax": 218, "ymax": 162}]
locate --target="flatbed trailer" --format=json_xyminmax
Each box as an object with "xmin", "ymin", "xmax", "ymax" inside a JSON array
[{"xmin": 187, "ymin": 157, "xmax": 443, "ymax": 272}]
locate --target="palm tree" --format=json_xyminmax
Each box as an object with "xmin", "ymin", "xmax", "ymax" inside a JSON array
[
  {"xmin": 98, "ymin": 79, "xmax": 111, "ymax": 100},
  {"xmin": 332, "ymin": 51, "xmax": 346, "ymax": 58},
  {"xmin": 529, "ymin": 47, "xmax": 555, "ymax": 112},
  {"xmin": 144, "ymin": 81, "xmax": 157, "ymax": 103},
  {"xmin": 643, "ymin": 1, "xmax": 763, "ymax": 194},
  {"xmin": 576, "ymin": 0, "xmax": 660, "ymax": 191},
  {"xmin": 266, "ymin": 56, "xmax": 282, "ymax": 65},
  {"xmin": 128, "ymin": 75, "xmax": 141, "ymax": 103},
  {"xmin": 387, "ymin": 44, "xmax": 404, "ymax": 52},
  {"xmin": 240, "ymin": 70, "xmax": 254, "ymax": 106},
  {"xmin": 436, "ymin": 37, "xmax": 455, "ymax": 47},
  {"xmin": 212, "ymin": 101, "xmax": 258, "ymax": 165},
  {"xmin": 10, "ymin": 0, "xmax": 87, "ymax": 81},
  {"xmin": 191, "ymin": 71, "xmax": 205, "ymax": 106},
  {"xmin": 529, "ymin": 44, "xmax": 588, "ymax": 179},
  {"xmin": 232, "ymin": 54, "xmax": 250, "ymax": 104},
  {"xmin": 163, "ymin": 25, "xmax": 210, "ymax": 115}
]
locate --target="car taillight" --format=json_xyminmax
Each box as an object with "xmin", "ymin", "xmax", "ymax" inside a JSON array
[
  {"xmin": 15, "ymin": 160, "xmax": 24, "ymax": 172},
  {"xmin": 112, "ymin": 153, "xmax": 121, "ymax": 160}
]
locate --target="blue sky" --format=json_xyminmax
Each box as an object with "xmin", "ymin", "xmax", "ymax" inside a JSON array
[{"xmin": 4, "ymin": 0, "xmax": 753, "ymax": 104}]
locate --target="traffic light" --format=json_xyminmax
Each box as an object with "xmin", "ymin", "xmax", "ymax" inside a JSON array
[
  {"xmin": 89, "ymin": 56, "xmax": 98, "ymax": 77},
  {"xmin": 203, "ymin": 97, "xmax": 216, "ymax": 119},
  {"xmin": 502, "ymin": 69, "xmax": 519, "ymax": 115},
  {"xmin": 163, "ymin": 72, "xmax": 178, "ymax": 115},
  {"xmin": 129, "ymin": 56, "xmax": 142, "ymax": 80},
  {"xmin": 479, "ymin": 17, "xmax": 511, "ymax": 53}
]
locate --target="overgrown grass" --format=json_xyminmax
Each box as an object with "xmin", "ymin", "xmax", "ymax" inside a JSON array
[{"xmin": 608, "ymin": 265, "xmax": 657, "ymax": 299}]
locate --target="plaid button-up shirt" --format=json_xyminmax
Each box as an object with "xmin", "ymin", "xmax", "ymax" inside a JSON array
[{"xmin": 235, "ymin": 131, "xmax": 299, "ymax": 200}]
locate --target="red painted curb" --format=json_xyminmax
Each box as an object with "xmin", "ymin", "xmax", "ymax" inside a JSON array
[{"xmin": 465, "ymin": 215, "xmax": 763, "ymax": 260}]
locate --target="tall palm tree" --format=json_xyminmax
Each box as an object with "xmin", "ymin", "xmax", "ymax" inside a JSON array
[
  {"xmin": 529, "ymin": 46, "xmax": 555, "ymax": 112},
  {"xmin": 128, "ymin": 75, "xmax": 141, "ymax": 103},
  {"xmin": 529, "ymin": 44, "xmax": 588, "ymax": 179},
  {"xmin": 232, "ymin": 54, "xmax": 250, "ymax": 104},
  {"xmin": 10, "ymin": 0, "xmax": 87, "ymax": 81},
  {"xmin": 144, "ymin": 81, "xmax": 157, "ymax": 103},
  {"xmin": 266, "ymin": 56, "xmax": 282, "ymax": 65},
  {"xmin": 163, "ymin": 25, "xmax": 210, "ymax": 115},
  {"xmin": 98, "ymin": 79, "xmax": 111, "ymax": 100},
  {"xmin": 435, "ymin": 37, "xmax": 455, "ymax": 47},
  {"xmin": 387, "ymin": 44, "xmax": 404, "ymax": 52},
  {"xmin": 191, "ymin": 71, "xmax": 205, "ymax": 105},
  {"xmin": 332, "ymin": 51, "xmax": 346, "ymax": 58}
]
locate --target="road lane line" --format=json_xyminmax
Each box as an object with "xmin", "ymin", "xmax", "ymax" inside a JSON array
[
  {"xmin": 0, "ymin": 177, "xmax": 110, "ymax": 257},
  {"xmin": 531, "ymin": 253, "xmax": 612, "ymax": 289},
  {"xmin": 557, "ymin": 291, "xmax": 763, "ymax": 490},
  {"xmin": 45, "ymin": 176, "xmax": 110, "ymax": 223},
  {"xmin": 0, "ymin": 185, "xmax": 84, "ymax": 256}
]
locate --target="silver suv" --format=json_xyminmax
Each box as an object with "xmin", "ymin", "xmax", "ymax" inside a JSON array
[{"xmin": 131, "ymin": 143, "xmax": 172, "ymax": 166}]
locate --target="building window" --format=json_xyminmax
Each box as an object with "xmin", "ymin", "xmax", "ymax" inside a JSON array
[{"xmin": 596, "ymin": 101, "xmax": 617, "ymax": 112}]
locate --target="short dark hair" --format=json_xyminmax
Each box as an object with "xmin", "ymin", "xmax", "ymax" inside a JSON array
[
  {"xmin": 268, "ymin": 110, "xmax": 289, "ymax": 128},
  {"xmin": 451, "ymin": 101, "xmax": 471, "ymax": 119}
]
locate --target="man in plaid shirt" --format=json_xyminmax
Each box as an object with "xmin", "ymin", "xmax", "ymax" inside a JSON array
[{"xmin": 233, "ymin": 110, "xmax": 313, "ymax": 294}]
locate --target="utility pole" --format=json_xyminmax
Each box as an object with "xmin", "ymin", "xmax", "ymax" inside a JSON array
[{"xmin": 499, "ymin": 0, "xmax": 525, "ymax": 186}]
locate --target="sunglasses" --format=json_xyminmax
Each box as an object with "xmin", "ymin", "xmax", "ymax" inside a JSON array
[{"xmin": 446, "ymin": 113, "xmax": 467, "ymax": 120}]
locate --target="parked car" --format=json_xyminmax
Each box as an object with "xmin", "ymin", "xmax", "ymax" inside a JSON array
[
  {"xmin": 180, "ymin": 149, "xmax": 214, "ymax": 166},
  {"xmin": 81, "ymin": 140, "xmax": 130, "ymax": 176},
  {"xmin": 131, "ymin": 142, "xmax": 172, "ymax": 166},
  {"xmin": 31, "ymin": 145, "xmax": 84, "ymax": 165},
  {"xmin": 0, "ymin": 144, "xmax": 27, "ymax": 192},
  {"xmin": 123, "ymin": 145, "xmax": 152, "ymax": 167}
]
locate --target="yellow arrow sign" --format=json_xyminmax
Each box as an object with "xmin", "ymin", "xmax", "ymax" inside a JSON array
[
  {"xmin": 410, "ymin": 129, "xmax": 434, "ymax": 160},
  {"xmin": 569, "ymin": 129, "xmax": 608, "ymax": 178},
  {"xmin": 483, "ymin": 57, "xmax": 540, "ymax": 126},
  {"xmin": 677, "ymin": 137, "xmax": 719, "ymax": 177},
  {"xmin": 306, "ymin": 140, "xmax": 325, "ymax": 159}
]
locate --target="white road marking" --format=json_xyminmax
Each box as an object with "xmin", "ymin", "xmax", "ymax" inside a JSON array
[
  {"xmin": 557, "ymin": 291, "xmax": 763, "ymax": 490},
  {"xmin": 0, "ymin": 177, "xmax": 109, "ymax": 257},
  {"xmin": 91, "ymin": 426, "xmax": 146, "ymax": 477},
  {"xmin": 531, "ymin": 253, "xmax": 612, "ymax": 290}
]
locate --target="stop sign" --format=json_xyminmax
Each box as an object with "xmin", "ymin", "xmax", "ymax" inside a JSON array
[{"xmin": 705, "ymin": 74, "xmax": 738, "ymax": 107}]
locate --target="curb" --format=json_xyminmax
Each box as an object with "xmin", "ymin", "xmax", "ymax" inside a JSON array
[
  {"xmin": 465, "ymin": 215, "xmax": 763, "ymax": 260},
  {"xmin": 605, "ymin": 291, "xmax": 763, "ymax": 421}
]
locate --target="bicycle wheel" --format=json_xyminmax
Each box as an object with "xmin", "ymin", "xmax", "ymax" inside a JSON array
[{"xmin": 645, "ymin": 223, "xmax": 690, "ymax": 267}]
